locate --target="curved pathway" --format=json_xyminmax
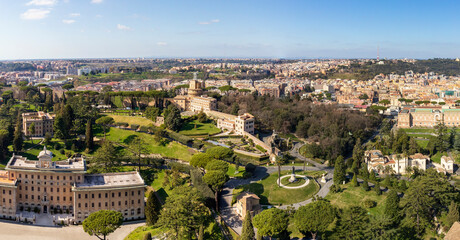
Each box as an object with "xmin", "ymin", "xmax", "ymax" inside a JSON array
[{"xmin": 220, "ymin": 143, "xmax": 334, "ymax": 234}]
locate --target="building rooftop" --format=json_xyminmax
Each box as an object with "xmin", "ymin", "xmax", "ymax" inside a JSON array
[
  {"xmin": 236, "ymin": 192, "xmax": 260, "ymax": 202},
  {"xmin": 74, "ymin": 171, "xmax": 145, "ymax": 190},
  {"xmin": 5, "ymin": 153, "xmax": 86, "ymax": 172},
  {"xmin": 237, "ymin": 113, "xmax": 254, "ymax": 120},
  {"xmin": 0, "ymin": 170, "xmax": 16, "ymax": 186},
  {"xmin": 22, "ymin": 111, "xmax": 55, "ymax": 121}
]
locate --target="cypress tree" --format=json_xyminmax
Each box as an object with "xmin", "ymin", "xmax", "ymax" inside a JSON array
[
  {"xmin": 333, "ymin": 156, "xmax": 346, "ymax": 185},
  {"xmin": 383, "ymin": 175, "xmax": 391, "ymax": 188},
  {"xmin": 351, "ymin": 173, "xmax": 358, "ymax": 187},
  {"xmin": 145, "ymin": 191, "xmax": 161, "ymax": 226},
  {"xmin": 85, "ymin": 119, "xmax": 94, "ymax": 151},
  {"xmin": 446, "ymin": 201, "xmax": 460, "ymax": 229},
  {"xmin": 384, "ymin": 190, "xmax": 400, "ymax": 223},
  {"xmin": 241, "ymin": 211, "xmax": 255, "ymax": 240},
  {"xmin": 362, "ymin": 180, "xmax": 369, "ymax": 191},
  {"xmin": 374, "ymin": 181, "xmax": 382, "ymax": 195},
  {"xmin": 13, "ymin": 113, "xmax": 23, "ymax": 153}
]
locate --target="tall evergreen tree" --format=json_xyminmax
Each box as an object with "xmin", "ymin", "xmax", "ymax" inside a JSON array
[
  {"xmin": 362, "ymin": 180, "xmax": 369, "ymax": 191},
  {"xmin": 374, "ymin": 181, "xmax": 382, "ymax": 196},
  {"xmin": 351, "ymin": 173, "xmax": 358, "ymax": 187},
  {"xmin": 61, "ymin": 104, "xmax": 75, "ymax": 135},
  {"xmin": 13, "ymin": 113, "xmax": 23, "ymax": 153},
  {"xmin": 28, "ymin": 122, "xmax": 35, "ymax": 144},
  {"xmin": 241, "ymin": 211, "xmax": 255, "ymax": 240},
  {"xmin": 384, "ymin": 190, "xmax": 400, "ymax": 223},
  {"xmin": 335, "ymin": 206, "xmax": 369, "ymax": 240},
  {"xmin": 445, "ymin": 201, "xmax": 460, "ymax": 230},
  {"xmin": 352, "ymin": 138, "xmax": 363, "ymax": 166},
  {"xmin": 334, "ymin": 156, "xmax": 346, "ymax": 185},
  {"xmin": 85, "ymin": 119, "xmax": 94, "ymax": 151},
  {"xmin": 145, "ymin": 191, "xmax": 161, "ymax": 226}
]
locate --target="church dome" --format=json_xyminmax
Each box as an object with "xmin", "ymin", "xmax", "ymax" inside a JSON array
[{"xmin": 38, "ymin": 146, "xmax": 53, "ymax": 159}]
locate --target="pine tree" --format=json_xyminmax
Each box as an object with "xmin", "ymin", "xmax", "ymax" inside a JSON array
[
  {"xmin": 145, "ymin": 191, "xmax": 161, "ymax": 226},
  {"xmin": 384, "ymin": 190, "xmax": 400, "ymax": 223},
  {"xmin": 241, "ymin": 211, "xmax": 255, "ymax": 240},
  {"xmin": 85, "ymin": 119, "xmax": 94, "ymax": 151},
  {"xmin": 446, "ymin": 201, "xmax": 460, "ymax": 229},
  {"xmin": 374, "ymin": 181, "xmax": 382, "ymax": 196},
  {"xmin": 334, "ymin": 156, "xmax": 346, "ymax": 185},
  {"xmin": 362, "ymin": 180, "xmax": 369, "ymax": 191},
  {"xmin": 351, "ymin": 173, "xmax": 358, "ymax": 187}
]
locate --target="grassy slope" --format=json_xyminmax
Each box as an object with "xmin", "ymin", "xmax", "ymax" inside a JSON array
[
  {"xmin": 178, "ymin": 120, "xmax": 221, "ymax": 136},
  {"xmin": 105, "ymin": 127, "xmax": 194, "ymax": 161},
  {"xmin": 108, "ymin": 114, "xmax": 154, "ymax": 127},
  {"xmin": 325, "ymin": 183, "xmax": 387, "ymax": 216}
]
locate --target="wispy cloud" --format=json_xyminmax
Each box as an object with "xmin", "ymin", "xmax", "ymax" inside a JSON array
[
  {"xmin": 62, "ymin": 19, "xmax": 75, "ymax": 24},
  {"xmin": 91, "ymin": 0, "xmax": 103, "ymax": 4},
  {"xmin": 117, "ymin": 24, "xmax": 131, "ymax": 31},
  {"xmin": 69, "ymin": 13, "xmax": 80, "ymax": 17},
  {"xmin": 157, "ymin": 42, "xmax": 167, "ymax": 46},
  {"xmin": 199, "ymin": 19, "xmax": 220, "ymax": 25},
  {"xmin": 21, "ymin": 9, "xmax": 51, "ymax": 20},
  {"xmin": 26, "ymin": 0, "xmax": 58, "ymax": 6}
]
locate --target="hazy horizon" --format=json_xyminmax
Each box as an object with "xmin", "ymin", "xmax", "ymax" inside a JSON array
[{"xmin": 1, "ymin": 0, "xmax": 460, "ymax": 60}]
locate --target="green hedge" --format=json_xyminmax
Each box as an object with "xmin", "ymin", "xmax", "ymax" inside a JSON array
[{"xmin": 167, "ymin": 131, "xmax": 193, "ymax": 145}]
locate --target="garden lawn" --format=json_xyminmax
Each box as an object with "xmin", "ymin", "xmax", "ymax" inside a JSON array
[
  {"xmin": 124, "ymin": 226, "xmax": 165, "ymax": 240},
  {"xmin": 431, "ymin": 151, "xmax": 447, "ymax": 163},
  {"xmin": 325, "ymin": 183, "xmax": 387, "ymax": 216},
  {"xmin": 107, "ymin": 114, "xmax": 154, "ymax": 127},
  {"xmin": 233, "ymin": 170, "xmax": 321, "ymax": 205},
  {"xmin": 105, "ymin": 127, "xmax": 194, "ymax": 161},
  {"xmin": 415, "ymin": 139, "xmax": 429, "ymax": 149},
  {"xmin": 226, "ymin": 164, "xmax": 245, "ymax": 178},
  {"xmin": 178, "ymin": 120, "xmax": 221, "ymax": 136},
  {"xmin": 402, "ymin": 128, "xmax": 435, "ymax": 134}
]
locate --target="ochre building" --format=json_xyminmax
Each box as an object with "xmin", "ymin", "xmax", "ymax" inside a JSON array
[
  {"xmin": 22, "ymin": 111, "xmax": 55, "ymax": 137},
  {"xmin": 398, "ymin": 108, "xmax": 460, "ymax": 128},
  {"xmin": 0, "ymin": 147, "xmax": 145, "ymax": 223}
]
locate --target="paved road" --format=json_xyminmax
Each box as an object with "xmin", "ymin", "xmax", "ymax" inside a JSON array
[
  {"xmin": 220, "ymin": 145, "xmax": 334, "ymax": 234},
  {"xmin": 0, "ymin": 219, "xmax": 144, "ymax": 240}
]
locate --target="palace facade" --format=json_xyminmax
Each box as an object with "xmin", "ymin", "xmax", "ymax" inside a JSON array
[
  {"xmin": 0, "ymin": 147, "xmax": 145, "ymax": 224},
  {"xmin": 398, "ymin": 108, "xmax": 460, "ymax": 128}
]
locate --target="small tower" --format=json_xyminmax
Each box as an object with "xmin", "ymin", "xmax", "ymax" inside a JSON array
[{"xmin": 38, "ymin": 146, "xmax": 53, "ymax": 168}]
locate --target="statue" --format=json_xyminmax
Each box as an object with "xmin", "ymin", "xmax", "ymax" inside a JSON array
[
  {"xmin": 289, "ymin": 166, "xmax": 297, "ymax": 183},
  {"xmin": 321, "ymin": 173, "xmax": 327, "ymax": 183}
]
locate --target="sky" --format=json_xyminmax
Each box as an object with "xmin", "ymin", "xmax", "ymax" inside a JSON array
[{"xmin": 0, "ymin": 0, "xmax": 460, "ymax": 60}]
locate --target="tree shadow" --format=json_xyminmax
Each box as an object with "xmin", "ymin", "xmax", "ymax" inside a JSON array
[
  {"xmin": 181, "ymin": 122, "xmax": 205, "ymax": 131},
  {"xmin": 234, "ymin": 183, "xmax": 268, "ymax": 205},
  {"xmin": 123, "ymin": 134, "xmax": 139, "ymax": 144},
  {"xmin": 155, "ymin": 188, "xmax": 168, "ymax": 203}
]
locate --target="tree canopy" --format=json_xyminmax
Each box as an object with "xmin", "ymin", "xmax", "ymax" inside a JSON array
[{"xmin": 82, "ymin": 210, "xmax": 123, "ymax": 240}]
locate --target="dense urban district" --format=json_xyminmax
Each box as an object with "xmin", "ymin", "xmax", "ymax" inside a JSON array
[{"xmin": 0, "ymin": 58, "xmax": 459, "ymax": 240}]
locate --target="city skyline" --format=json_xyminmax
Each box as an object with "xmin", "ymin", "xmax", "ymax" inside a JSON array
[{"xmin": 1, "ymin": 0, "xmax": 460, "ymax": 60}]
